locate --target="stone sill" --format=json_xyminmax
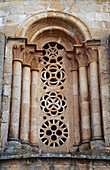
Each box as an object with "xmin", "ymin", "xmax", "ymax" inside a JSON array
[
  {"xmin": 0, "ymin": 151, "xmax": 110, "ymax": 161},
  {"xmin": 0, "ymin": 140, "xmax": 110, "ymax": 160}
]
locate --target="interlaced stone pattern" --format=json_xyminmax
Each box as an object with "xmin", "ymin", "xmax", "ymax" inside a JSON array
[
  {"xmin": 39, "ymin": 42, "xmax": 68, "ymax": 147},
  {"xmin": 40, "ymin": 91, "xmax": 67, "ymax": 116}
]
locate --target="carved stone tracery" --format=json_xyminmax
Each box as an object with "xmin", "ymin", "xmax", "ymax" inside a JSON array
[
  {"xmin": 38, "ymin": 42, "xmax": 69, "ymax": 149},
  {"xmin": 41, "ymin": 64, "xmax": 66, "ymax": 87},
  {"xmin": 40, "ymin": 91, "xmax": 67, "ymax": 116},
  {"xmin": 40, "ymin": 119, "xmax": 68, "ymax": 148},
  {"xmin": 9, "ymin": 38, "xmax": 103, "ymax": 152}
]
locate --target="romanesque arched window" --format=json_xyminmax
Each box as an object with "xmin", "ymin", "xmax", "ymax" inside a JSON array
[
  {"xmin": 1, "ymin": 11, "xmax": 104, "ymax": 153},
  {"xmin": 9, "ymin": 42, "xmax": 74, "ymax": 153},
  {"xmin": 8, "ymin": 42, "xmax": 103, "ymax": 153}
]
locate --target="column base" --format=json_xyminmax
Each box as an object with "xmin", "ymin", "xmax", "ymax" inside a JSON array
[
  {"xmin": 79, "ymin": 142, "xmax": 90, "ymax": 152},
  {"xmin": 8, "ymin": 137, "xmax": 20, "ymax": 142},
  {"xmin": 7, "ymin": 140, "xmax": 22, "ymax": 153},
  {"xmin": 69, "ymin": 145, "xmax": 80, "ymax": 153},
  {"xmin": 90, "ymin": 139, "xmax": 105, "ymax": 149},
  {"xmin": 21, "ymin": 140, "xmax": 30, "ymax": 145},
  {"xmin": 6, "ymin": 140, "xmax": 39, "ymax": 154}
]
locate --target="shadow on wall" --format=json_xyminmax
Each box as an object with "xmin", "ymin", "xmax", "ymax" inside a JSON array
[{"xmin": 108, "ymin": 35, "xmax": 110, "ymax": 55}]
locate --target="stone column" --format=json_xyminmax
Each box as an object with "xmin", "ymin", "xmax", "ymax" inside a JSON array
[
  {"xmin": 86, "ymin": 47, "xmax": 102, "ymax": 141},
  {"xmin": 30, "ymin": 56, "xmax": 39, "ymax": 145},
  {"xmin": 0, "ymin": 33, "xmax": 5, "ymax": 117},
  {"xmin": 0, "ymin": 33, "xmax": 5, "ymax": 150},
  {"xmin": 76, "ymin": 47, "xmax": 91, "ymax": 146},
  {"xmin": 98, "ymin": 45, "xmax": 110, "ymax": 146},
  {"xmin": 20, "ymin": 47, "xmax": 34, "ymax": 142},
  {"xmin": 9, "ymin": 46, "xmax": 24, "ymax": 140},
  {"xmin": 67, "ymin": 51, "xmax": 81, "ymax": 152},
  {"xmin": 71, "ymin": 60, "xmax": 80, "ymax": 147}
]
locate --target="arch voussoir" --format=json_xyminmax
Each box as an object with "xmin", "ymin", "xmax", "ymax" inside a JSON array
[{"xmin": 16, "ymin": 11, "xmax": 92, "ymax": 44}]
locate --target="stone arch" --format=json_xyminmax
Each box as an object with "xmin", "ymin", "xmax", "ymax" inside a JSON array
[
  {"xmin": 6, "ymin": 10, "xmax": 104, "ymax": 153},
  {"xmin": 16, "ymin": 11, "xmax": 92, "ymax": 45}
]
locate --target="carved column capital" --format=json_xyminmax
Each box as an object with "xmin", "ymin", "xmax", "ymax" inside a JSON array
[
  {"xmin": 71, "ymin": 60, "xmax": 78, "ymax": 71},
  {"xmin": 31, "ymin": 51, "xmax": 43, "ymax": 71},
  {"xmin": 13, "ymin": 45, "xmax": 25, "ymax": 62},
  {"xmin": 67, "ymin": 51, "xmax": 78, "ymax": 71},
  {"xmin": 75, "ymin": 46, "xmax": 87, "ymax": 67},
  {"xmin": 31, "ymin": 56, "xmax": 39, "ymax": 71},
  {"xmin": 86, "ymin": 47, "xmax": 98, "ymax": 64},
  {"xmin": 22, "ymin": 46, "xmax": 35, "ymax": 67}
]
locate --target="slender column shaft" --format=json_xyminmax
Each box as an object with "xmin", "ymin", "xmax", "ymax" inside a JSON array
[
  {"xmin": 9, "ymin": 61, "xmax": 22, "ymax": 139},
  {"xmin": 30, "ymin": 70, "xmax": 39, "ymax": 144},
  {"xmin": 20, "ymin": 66, "xmax": 30, "ymax": 142},
  {"xmin": 79, "ymin": 67, "xmax": 91, "ymax": 142},
  {"xmin": 90, "ymin": 61, "xmax": 102, "ymax": 139},
  {"xmin": 0, "ymin": 33, "xmax": 5, "ymax": 118},
  {"xmin": 72, "ymin": 71, "xmax": 80, "ymax": 145}
]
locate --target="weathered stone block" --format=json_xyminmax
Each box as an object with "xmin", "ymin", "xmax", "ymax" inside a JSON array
[
  {"xmin": 100, "ymin": 73, "xmax": 109, "ymax": 86},
  {"xmin": 12, "ymin": 6, "xmax": 24, "ymax": 15},
  {"xmin": 105, "ymin": 3, "xmax": 110, "ymax": 12},
  {"xmin": 0, "ymin": 17, "xmax": 4, "ymax": 26},
  {"xmin": 85, "ymin": 3, "xmax": 101, "ymax": 12},
  {"xmin": 5, "ymin": 15, "xmax": 26, "ymax": 25},
  {"xmin": 2, "ymin": 97, "xmax": 10, "ymax": 111},
  {"xmin": 11, "ymin": 0, "xmax": 28, "ymax": 6},
  {"xmin": 90, "ymin": 140, "xmax": 105, "ymax": 149},
  {"xmin": 0, "ymin": 3, "xmax": 10, "ymax": 17},
  {"xmin": 0, "ymin": 25, "xmax": 18, "ymax": 36},
  {"xmin": 78, "ymin": 163, "xmax": 90, "ymax": 170},
  {"xmin": 79, "ymin": 142, "xmax": 90, "ymax": 151},
  {"xmin": 94, "ymin": 167, "xmax": 110, "ymax": 170},
  {"xmin": 0, "ymin": 2, "xmax": 10, "ymax": 7},
  {"xmin": 95, "ymin": 12, "xmax": 110, "ymax": 22},
  {"xmin": 101, "ymin": 85, "xmax": 109, "ymax": 97},
  {"xmin": 69, "ymin": 3, "xmax": 84, "ymax": 13},
  {"xmin": 49, "ymin": 3, "xmax": 65, "ymax": 11},
  {"xmin": 4, "ymin": 73, "xmax": 12, "ymax": 85},
  {"xmin": 99, "ymin": 60, "xmax": 110, "ymax": 73},
  {"xmin": 4, "ymin": 84, "xmax": 11, "ymax": 96},
  {"xmin": 24, "ymin": 4, "xmax": 47, "ymax": 14}
]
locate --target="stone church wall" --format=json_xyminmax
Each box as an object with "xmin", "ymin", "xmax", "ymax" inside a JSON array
[
  {"xmin": 0, "ymin": 0, "xmax": 110, "ymax": 169},
  {"xmin": 0, "ymin": 0, "xmax": 109, "ymax": 38},
  {"xmin": 0, "ymin": 158, "xmax": 110, "ymax": 170}
]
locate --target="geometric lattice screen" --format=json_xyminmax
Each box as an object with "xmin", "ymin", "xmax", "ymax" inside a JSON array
[{"xmin": 39, "ymin": 42, "xmax": 69, "ymax": 148}]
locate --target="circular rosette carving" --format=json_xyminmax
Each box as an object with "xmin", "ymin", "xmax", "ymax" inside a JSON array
[
  {"xmin": 43, "ymin": 43, "xmax": 64, "ymax": 64},
  {"xmin": 41, "ymin": 64, "xmax": 66, "ymax": 86},
  {"xmin": 46, "ymin": 44, "xmax": 58, "ymax": 57},
  {"xmin": 39, "ymin": 119, "xmax": 68, "ymax": 147},
  {"xmin": 42, "ymin": 42, "xmax": 64, "ymax": 64},
  {"xmin": 40, "ymin": 91, "xmax": 67, "ymax": 116}
]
